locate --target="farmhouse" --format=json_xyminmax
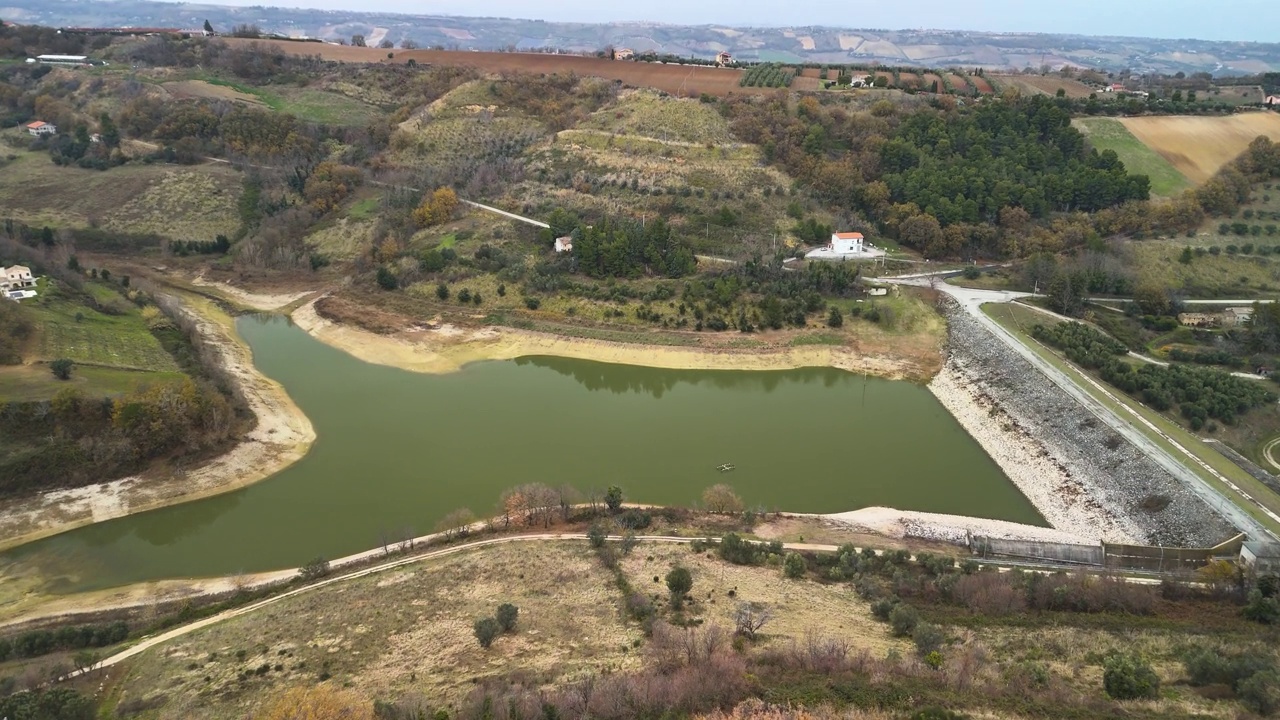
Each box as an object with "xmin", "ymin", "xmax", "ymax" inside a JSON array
[
  {"xmin": 614, "ymin": 48, "xmax": 634, "ymax": 61},
  {"xmin": 1178, "ymin": 312, "xmax": 1218, "ymax": 328},
  {"xmin": 1268, "ymin": 95, "xmax": 1280, "ymax": 108},
  {"xmin": 1, "ymin": 265, "xmax": 36, "ymax": 290},
  {"xmin": 25, "ymin": 120, "xmax": 55, "ymax": 136},
  {"xmin": 1224, "ymin": 307, "xmax": 1254, "ymax": 327},
  {"xmin": 1104, "ymin": 84, "xmax": 1125, "ymax": 93},
  {"xmin": 715, "ymin": 51, "xmax": 734, "ymax": 67},
  {"xmin": 554, "ymin": 236, "xmax": 573, "ymax": 253},
  {"xmin": 805, "ymin": 232, "xmax": 887, "ymax": 261}
]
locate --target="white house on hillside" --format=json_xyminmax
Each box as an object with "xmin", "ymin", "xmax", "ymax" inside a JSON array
[
  {"xmin": 805, "ymin": 231, "xmax": 886, "ymax": 261},
  {"xmin": 715, "ymin": 51, "xmax": 734, "ymax": 67},
  {"xmin": 554, "ymin": 236, "xmax": 574, "ymax": 253},
  {"xmin": 2, "ymin": 265, "xmax": 36, "ymax": 290},
  {"xmin": 831, "ymin": 232, "xmax": 865, "ymax": 254},
  {"xmin": 25, "ymin": 120, "xmax": 55, "ymax": 136}
]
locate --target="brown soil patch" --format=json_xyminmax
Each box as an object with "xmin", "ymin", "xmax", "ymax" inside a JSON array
[
  {"xmin": 161, "ymin": 80, "xmax": 265, "ymax": 106},
  {"xmin": 222, "ymin": 38, "xmax": 761, "ymax": 98},
  {"xmin": 970, "ymin": 75, "xmax": 995, "ymax": 94},
  {"xmin": 921, "ymin": 72, "xmax": 945, "ymax": 93},
  {"xmin": 1118, "ymin": 113, "xmax": 1280, "ymax": 183},
  {"xmin": 944, "ymin": 72, "xmax": 970, "ymax": 92}
]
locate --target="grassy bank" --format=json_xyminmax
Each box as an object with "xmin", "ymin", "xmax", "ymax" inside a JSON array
[{"xmin": 1073, "ymin": 117, "xmax": 1191, "ymax": 197}]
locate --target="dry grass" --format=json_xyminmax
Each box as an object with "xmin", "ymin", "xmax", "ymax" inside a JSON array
[
  {"xmin": 307, "ymin": 217, "xmax": 376, "ymax": 260},
  {"xmin": 622, "ymin": 543, "xmax": 907, "ymax": 656},
  {"xmin": 108, "ymin": 542, "xmax": 639, "ymax": 720},
  {"xmin": 0, "ymin": 138, "xmax": 242, "ymax": 239},
  {"xmin": 1118, "ymin": 113, "xmax": 1280, "ymax": 184}
]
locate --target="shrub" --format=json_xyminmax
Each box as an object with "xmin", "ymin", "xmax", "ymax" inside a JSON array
[
  {"xmin": 889, "ymin": 603, "xmax": 919, "ymax": 637},
  {"xmin": 1103, "ymin": 651, "xmax": 1160, "ymax": 700},
  {"xmin": 298, "ymin": 557, "xmax": 330, "ymax": 581},
  {"xmin": 871, "ymin": 597, "xmax": 898, "ymax": 621},
  {"xmin": 826, "ymin": 306, "xmax": 843, "ymax": 328},
  {"xmin": 435, "ymin": 283, "xmax": 449, "ymax": 300},
  {"xmin": 587, "ymin": 523, "xmax": 607, "ymax": 549},
  {"xmin": 376, "ymin": 266, "xmax": 397, "ymax": 291},
  {"xmin": 50, "ymin": 358, "xmax": 74, "ymax": 380},
  {"xmin": 524, "ymin": 296, "xmax": 540, "ymax": 310},
  {"xmin": 912, "ymin": 622, "xmax": 945, "ymax": 656},
  {"xmin": 473, "ymin": 617, "xmax": 501, "ymax": 648},
  {"xmin": 1239, "ymin": 670, "xmax": 1280, "ymax": 716},
  {"xmin": 783, "ymin": 552, "xmax": 807, "ymax": 579},
  {"xmin": 666, "ymin": 566, "xmax": 693, "ymax": 608},
  {"xmin": 495, "ymin": 603, "xmax": 519, "ymax": 633}
]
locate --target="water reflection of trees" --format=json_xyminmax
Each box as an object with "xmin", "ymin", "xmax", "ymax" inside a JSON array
[{"xmin": 516, "ymin": 356, "xmax": 857, "ymax": 398}]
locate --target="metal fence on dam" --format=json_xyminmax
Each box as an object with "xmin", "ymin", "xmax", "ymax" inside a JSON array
[{"xmin": 969, "ymin": 533, "xmax": 1246, "ymax": 573}]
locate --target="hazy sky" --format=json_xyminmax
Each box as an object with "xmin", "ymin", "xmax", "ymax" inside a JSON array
[{"xmin": 217, "ymin": 0, "xmax": 1277, "ymax": 43}]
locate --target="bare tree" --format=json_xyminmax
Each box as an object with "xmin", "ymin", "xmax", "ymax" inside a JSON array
[
  {"xmin": 702, "ymin": 483, "xmax": 745, "ymax": 514},
  {"xmin": 435, "ymin": 507, "xmax": 476, "ymax": 541},
  {"xmin": 351, "ymin": 34, "xmax": 367, "ymax": 47},
  {"xmin": 734, "ymin": 601, "xmax": 773, "ymax": 640}
]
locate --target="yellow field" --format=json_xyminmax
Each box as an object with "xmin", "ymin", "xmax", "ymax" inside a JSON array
[{"xmin": 1118, "ymin": 113, "xmax": 1280, "ymax": 183}]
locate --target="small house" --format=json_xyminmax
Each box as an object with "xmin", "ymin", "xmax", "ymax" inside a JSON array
[
  {"xmin": 831, "ymin": 232, "xmax": 865, "ymax": 254},
  {"xmin": 614, "ymin": 48, "xmax": 634, "ymax": 61},
  {"xmin": 554, "ymin": 236, "xmax": 573, "ymax": 253},
  {"xmin": 1267, "ymin": 95, "xmax": 1280, "ymax": 107},
  {"xmin": 1104, "ymin": 83, "xmax": 1125, "ymax": 93},
  {"xmin": 1, "ymin": 265, "xmax": 36, "ymax": 290},
  {"xmin": 867, "ymin": 287, "xmax": 889, "ymax": 297},
  {"xmin": 25, "ymin": 120, "xmax": 55, "ymax": 136},
  {"xmin": 1241, "ymin": 541, "xmax": 1280, "ymax": 574},
  {"xmin": 715, "ymin": 51, "xmax": 733, "ymax": 67},
  {"xmin": 1224, "ymin": 307, "xmax": 1254, "ymax": 327},
  {"xmin": 1178, "ymin": 312, "xmax": 1218, "ymax": 328}
]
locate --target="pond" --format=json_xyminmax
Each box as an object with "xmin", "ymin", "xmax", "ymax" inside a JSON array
[{"xmin": 1, "ymin": 315, "xmax": 1042, "ymax": 593}]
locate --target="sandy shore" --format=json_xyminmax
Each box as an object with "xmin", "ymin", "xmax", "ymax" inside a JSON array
[
  {"xmin": 928, "ymin": 360, "xmax": 1140, "ymax": 544},
  {"xmin": 0, "ymin": 295, "xmax": 316, "ymax": 552},
  {"xmin": 823, "ymin": 507, "xmax": 1095, "ymax": 546},
  {"xmin": 292, "ymin": 298, "xmax": 929, "ymax": 378}
]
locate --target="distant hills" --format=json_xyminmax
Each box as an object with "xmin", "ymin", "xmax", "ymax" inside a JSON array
[{"xmin": 3, "ymin": 0, "xmax": 1279, "ymax": 75}]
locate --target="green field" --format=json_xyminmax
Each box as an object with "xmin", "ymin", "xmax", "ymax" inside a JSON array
[
  {"xmin": 23, "ymin": 281, "xmax": 179, "ymax": 372},
  {"xmin": 202, "ymin": 77, "xmax": 381, "ymax": 126},
  {"xmin": 1074, "ymin": 117, "xmax": 1192, "ymax": 197},
  {"xmin": 0, "ymin": 363, "xmax": 185, "ymax": 402}
]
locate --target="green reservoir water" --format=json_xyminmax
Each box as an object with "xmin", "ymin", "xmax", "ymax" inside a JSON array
[{"xmin": 2, "ymin": 315, "xmax": 1042, "ymax": 593}]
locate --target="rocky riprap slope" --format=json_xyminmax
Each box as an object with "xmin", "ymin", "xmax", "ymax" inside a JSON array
[{"xmin": 944, "ymin": 302, "xmax": 1237, "ymax": 547}]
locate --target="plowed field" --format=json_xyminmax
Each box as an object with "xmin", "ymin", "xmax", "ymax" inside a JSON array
[
  {"xmin": 997, "ymin": 74, "xmax": 1094, "ymax": 99},
  {"xmin": 944, "ymin": 72, "xmax": 971, "ymax": 93},
  {"xmin": 1117, "ymin": 112, "xmax": 1280, "ymax": 183},
  {"xmin": 970, "ymin": 75, "xmax": 995, "ymax": 94},
  {"xmin": 223, "ymin": 38, "xmax": 754, "ymax": 97},
  {"xmin": 921, "ymin": 72, "xmax": 945, "ymax": 93}
]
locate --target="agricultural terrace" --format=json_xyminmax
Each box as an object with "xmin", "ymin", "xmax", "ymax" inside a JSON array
[
  {"xmin": 1074, "ymin": 117, "xmax": 1192, "ymax": 196},
  {"xmin": 1118, "ymin": 113, "xmax": 1280, "ymax": 184},
  {"xmin": 578, "ymin": 89, "xmax": 736, "ymax": 145},
  {"xmin": 161, "ymin": 78, "xmax": 383, "ymax": 126}
]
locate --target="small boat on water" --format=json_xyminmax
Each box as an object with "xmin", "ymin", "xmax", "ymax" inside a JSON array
[{"xmin": 716, "ymin": 463, "xmax": 736, "ymax": 473}]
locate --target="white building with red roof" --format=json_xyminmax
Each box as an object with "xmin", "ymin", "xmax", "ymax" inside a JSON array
[
  {"xmin": 26, "ymin": 120, "xmax": 56, "ymax": 136},
  {"xmin": 805, "ymin": 231, "xmax": 885, "ymax": 261}
]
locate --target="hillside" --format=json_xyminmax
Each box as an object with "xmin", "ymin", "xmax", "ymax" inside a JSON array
[
  {"xmin": 71, "ymin": 532, "xmax": 1280, "ymax": 720},
  {"xmin": 5, "ymin": 0, "xmax": 1280, "ymax": 74}
]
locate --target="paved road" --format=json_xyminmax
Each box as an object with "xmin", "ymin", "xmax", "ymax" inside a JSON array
[{"xmin": 885, "ymin": 275, "xmax": 1279, "ymax": 541}]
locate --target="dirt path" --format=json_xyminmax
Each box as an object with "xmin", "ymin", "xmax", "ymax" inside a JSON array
[{"xmin": 0, "ymin": 294, "xmax": 316, "ymax": 553}]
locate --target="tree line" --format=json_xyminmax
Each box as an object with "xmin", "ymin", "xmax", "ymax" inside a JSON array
[{"xmin": 1032, "ymin": 321, "xmax": 1276, "ymax": 427}]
